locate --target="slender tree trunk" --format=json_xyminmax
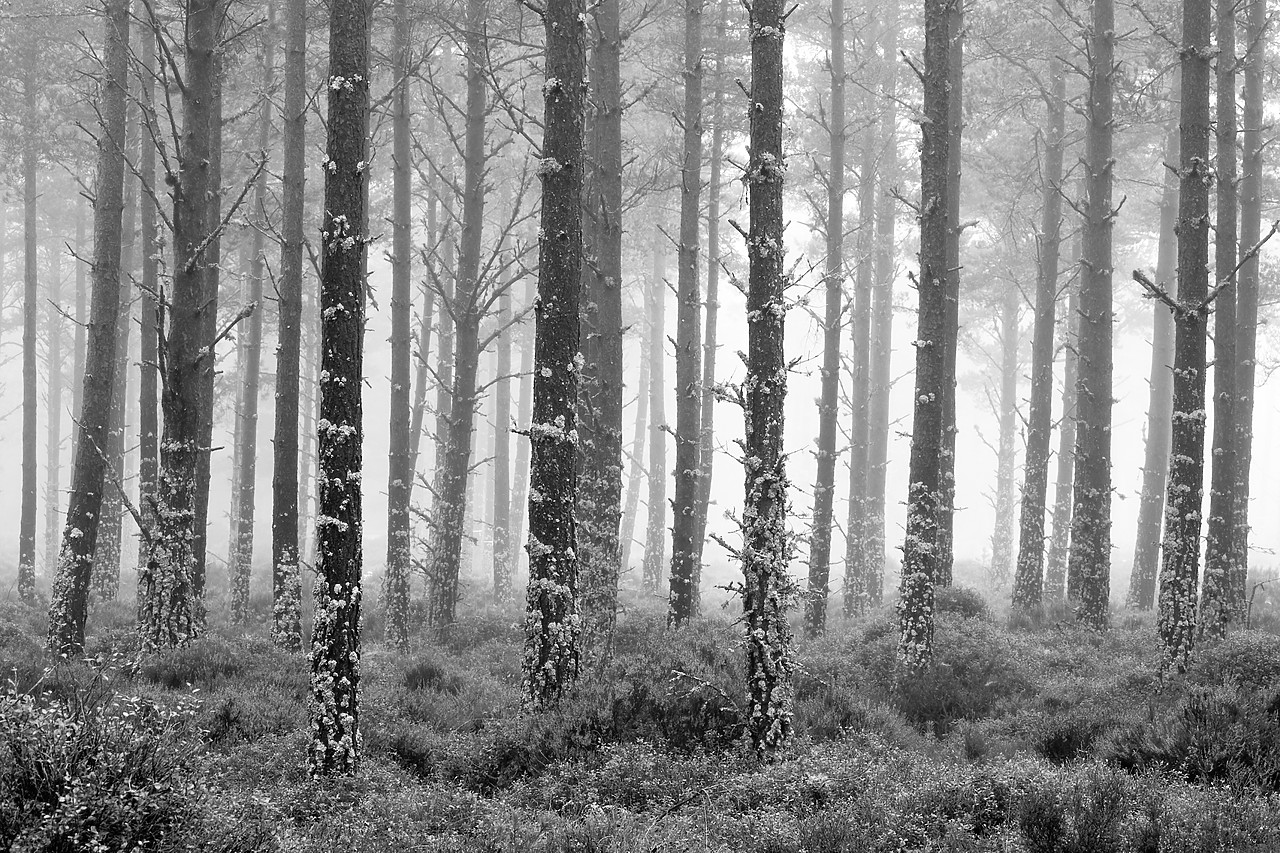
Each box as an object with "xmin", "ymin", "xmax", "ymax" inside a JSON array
[
  {"xmin": 1012, "ymin": 52, "xmax": 1066, "ymax": 613},
  {"xmin": 309, "ymin": 0, "xmax": 370, "ymax": 775},
  {"xmin": 641, "ymin": 230, "xmax": 668, "ymax": 596},
  {"xmin": 47, "ymin": 0, "xmax": 129, "ymax": 654},
  {"xmin": 19, "ymin": 73, "xmax": 39, "ymax": 607},
  {"xmin": 619, "ymin": 350, "xmax": 649, "ymax": 574},
  {"xmin": 805, "ymin": 0, "xmax": 845, "ymax": 638},
  {"xmin": 990, "ymin": 287, "xmax": 1019, "ymax": 587},
  {"xmin": 898, "ymin": 0, "xmax": 954, "ymax": 673},
  {"xmin": 138, "ymin": 22, "xmax": 160, "ymax": 602},
  {"xmin": 669, "ymin": 0, "xmax": 705, "ymax": 626},
  {"xmin": 493, "ymin": 289, "xmax": 512, "ymax": 604},
  {"xmin": 426, "ymin": 178, "xmax": 456, "ymax": 623},
  {"xmin": 521, "ymin": 0, "xmax": 586, "ymax": 707},
  {"xmin": 1044, "ymin": 274, "xmax": 1078, "ymax": 601},
  {"xmin": 45, "ymin": 236, "xmax": 64, "ymax": 577},
  {"xmin": 1127, "ymin": 93, "xmax": 1178, "ymax": 611},
  {"xmin": 508, "ymin": 278, "xmax": 535, "ymax": 578},
  {"xmin": 383, "ymin": 0, "xmax": 413, "ymax": 648},
  {"xmin": 74, "ymin": 206, "xmax": 87, "ymax": 425}
]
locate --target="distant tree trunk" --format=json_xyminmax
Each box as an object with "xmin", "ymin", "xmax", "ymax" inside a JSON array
[
  {"xmin": 45, "ymin": 235, "xmax": 64, "ymax": 577},
  {"xmin": 308, "ymin": 0, "xmax": 370, "ymax": 775},
  {"xmin": 47, "ymin": 0, "xmax": 129, "ymax": 655},
  {"xmin": 1012, "ymin": 53, "xmax": 1065, "ymax": 614},
  {"xmin": 898, "ymin": 0, "xmax": 953, "ymax": 673},
  {"xmin": 74, "ymin": 205, "xmax": 87, "ymax": 424},
  {"xmin": 669, "ymin": 0, "xmax": 705, "ymax": 627},
  {"xmin": 508, "ymin": 278, "xmax": 536, "ymax": 577},
  {"xmin": 641, "ymin": 230, "xmax": 668, "ymax": 596},
  {"xmin": 990, "ymin": 287, "xmax": 1019, "ymax": 587},
  {"xmin": 805, "ymin": 0, "xmax": 846, "ymax": 639},
  {"xmin": 935, "ymin": 3, "xmax": 963, "ymax": 588},
  {"xmin": 19, "ymin": 72, "xmax": 39, "ymax": 607},
  {"xmin": 383, "ymin": 0, "xmax": 413, "ymax": 648},
  {"xmin": 271, "ymin": 0, "xmax": 306, "ymax": 651},
  {"xmin": 1200, "ymin": 0, "xmax": 1239, "ymax": 639},
  {"xmin": 407, "ymin": 264, "xmax": 435, "ymax": 477},
  {"xmin": 1233, "ymin": 0, "xmax": 1265, "ymax": 622},
  {"xmin": 493, "ymin": 289, "xmax": 512, "ymax": 604},
  {"xmin": 230, "ymin": 19, "xmax": 274, "ymax": 627},
  {"xmin": 1127, "ymin": 93, "xmax": 1178, "ymax": 612},
  {"xmin": 742, "ymin": 0, "xmax": 793, "ymax": 759},
  {"xmin": 140, "ymin": 0, "xmax": 221, "ymax": 652},
  {"xmin": 521, "ymin": 0, "xmax": 586, "ymax": 707},
  {"xmin": 619, "ymin": 350, "xmax": 649, "ymax": 573},
  {"xmin": 138, "ymin": 22, "xmax": 160, "ymax": 605},
  {"xmin": 865, "ymin": 3, "xmax": 899, "ymax": 609},
  {"xmin": 1044, "ymin": 275, "xmax": 1078, "ymax": 600},
  {"xmin": 426, "ymin": 176, "xmax": 456, "ymax": 623},
  {"xmin": 1158, "ymin": 0, "xmax": 1211, "ymax": 666},
  {"xmin": 1066, "ymin": 0, "xmax": 1116, "ymax": 629}
]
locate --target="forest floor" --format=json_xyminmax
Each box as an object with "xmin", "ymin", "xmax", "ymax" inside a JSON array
[{"xmin": 3, "ymin": 585, "xmax": 1280, "ymax": 852}]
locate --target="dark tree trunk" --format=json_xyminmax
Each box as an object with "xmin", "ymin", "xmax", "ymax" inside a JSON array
[
  {"xmin": 804, "ymin": 0, "xmax": 845, "ymax": 638},
  {"xmin": 1201, "ymin": 0, "xmax": 1239, "ymax": 639},
  {"xmin": 669, "ymin": 0, "xmax": 705, "ymax": 627},
  {"xmin": 383, "ymin": 0, "xmax": 413, "ymax": 649},
  {"xmin": 493, "ymin": 289, "xmax": 512, "ymax": 604},
  {"xmin": 74, "ymin": 205, "xmax": 87, "ymax": 425},
  {"xmin": 44, "ymin": 226, "xmax": 64, "ymax": 578},
  {"xmin": 47, "ymin": 0, "xmax": 129, "ymax": 654},
  {"xmin": 898, "ymin": 0, "xmax": 953, "ymax": 673},
  {"xmin": 1066, "ymin": 0, "xmax": 1116, "ymax": 629},
  {"xmin": 309, "ymin": 0, "xmax": 370, "ymax": 774},
  {"xmin": 271, "ymin": 0, "xmax": 306, "ymax": 651},
  {"xmin": 619, "ymin": 347, "xmax": 649, "ymax": 574},
  {"xmin": 1044, "ymin": 273, "xmax": 1078, "ymax": 601},
  {"xmin": 138, "ymin": 23, "xmax": 160, "ymax": 607},
  {"xmin": 990, "ymin": 287, "xmax": 1019, "ymax": 587},
  {"xmin": 1127, "ymin": 93, "xmax": 1178, "ymax": 612},
  {"xmin": 19, "ymin": 73, "xmax": 38, "ymax": 606},
  {"xmin": 1012, "ymin": 51, "xmax": 1066, "ymax": 613},
  {"xmin": 641, "ymin": 230, "xmax": 668, "ymax": 595},
  {"xmin": 521, "ymin": 0, "xmax": 586, "ymax": 707},
  {"xmin": 742, "ymin": 0, "xmax": 794, "ymax": 758},
  {"xmin": 1158, "ymin": 0, "xmax": 1211, "ymax": 666}
]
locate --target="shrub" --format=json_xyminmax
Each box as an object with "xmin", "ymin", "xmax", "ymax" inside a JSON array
[
  {"xmin": 934, "ymin": 586, "xmax": 990, "ymax": 620},
  {"xmin": 403, "ymin": 653, "xmax": 467, "ymax": 695},
  {"xmin": 141, "ymin": 637, "xmax": 246, "ymax": 689},
  {"xmin": 1017, "ymin": 764, "xmax": 1130, "ymax": 853},
  {"xmin": 1190, "ymin": 632, "xmax": 1280, "ymax": 692}
]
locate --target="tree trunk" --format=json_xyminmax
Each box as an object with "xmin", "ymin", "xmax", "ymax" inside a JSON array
[
  {"xmin": 1044, "ymin": 273, "xmax": 1078, "ymax": 601},
  {"xmin": 508, "ymin": 278, "xmax": 535, "ymax": 578},
  {"xmin": 1158, "ymin": 0, "xmax": 1211, "ymax": 666},
  {"xmin": 44, "ymin": 230, "xmax": 64, "ymax": 578},
  {"xmin": 990, "ymin": 286, "xmax": 1019, "ymax": 588},
  {"xmin": 804, "ymin": 0, "xmax": 846, "ymax": 638},
  {"xmin": 383, "ymin": 0, "xmax": 413, "ymax": 649},
  {"xmin": 898, "ymin": 0, "xmax": 953, "ymax": 673},
  {"xmin": 619, "ymin": 348, "xmax": 649, "ymax": 574},
  {"xmin": 1127, "ymin": 92, "xmax": 1178, "ymax": 612},
  {"xmin": 308, "ymin": 0, "xmax": 370, "ymax": 775},
  {"xmin": 426, "ymin": 173, "xmax": 456, "ymax": 624},
  {"xmin": 47, "ymin": 0, "xmax": 129, "ymax": 654},
  {"xmin": 521, "ymin": 0, "xmax": 586, "ymax": 707},
  {"xmin": 19, "ymin": 72, "xmax": 39, "ymax": 606},
  {"xmin": 1200, "ymin": 0, "xmax": 1239, "ymax": 639},
  {"xmin": 641, "ymin": 229, "xmax": 668, "ymax": 596},
  {"xmin": 669, "ymin": 0, "xmax": 705, "ymax": 627},
  {"xmin": 493, "ymin": 289, "xmax": 512, "ymax": 604},
  {"xmin": 74, "ymin": 205, "xmax": 87, "ymax": 425},
  {"xmin": 138, "ymin": 22, "xmax": 160, "ymax": 607},
  {"xmin": 1065, "ymin": 0, "xmax": 1116, "ymax": 629},
  {"xmin": 1012, "ymin": 51, "xmax": 1066, "ymax": 613}
]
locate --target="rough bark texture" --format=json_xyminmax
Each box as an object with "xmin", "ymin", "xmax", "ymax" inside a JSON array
[
  {"xmin": 47, "ymin": 0, "xmax": 129, "ymax": 655},
  {"xmin": 641, "ymin": 231, "xmax": 667, "ymax": 596},
  {"xmin": 1159, "ymin": 0, "xmax": 1211, "ymax": 666},
  {"xmin": 308, "ymin": 0, "xmax": 370, "ymax": 775},
  {"xmin": 805, "ymin": 0, "xmax": 845, "ymax": 638},
  {"xmin": 1065, "ymin": 0, "xmax": 1115, "ymax": 630},
  {"xmin": 1012, "ymin": 54, "xmax": 1065, "ymax": 613},
  {"xmin": 898, "ymin": 0, "xmax": 953, "ymax": 673},
  {"xmin": 521, "ymin": 0, "xmax": 586, "ymax": 707},
  {"xmin": 1044, "ymin": 275, "xmax": 1078, "ymax": 601},
  {"xmin": 19, "ymin": 72, "xmax": 38, "ymax": 606},
  {"xmin": 271, "ymin": 0, "xmax": 306, "ymax": 651}
]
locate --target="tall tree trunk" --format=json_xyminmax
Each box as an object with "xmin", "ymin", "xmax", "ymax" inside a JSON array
[
  {"xmin": 493, "ymin": 289, "xmax": 512, "ymax": 604},
  {"xmin": 45, "ymin": 235, "xmax": 64, "ymax": 576},
  {"xmin": 742, "ymin": 0, "xmax": 793, "ymax": 759},
  {"xmin": 271, "ymin": 0, "xmax": 306, "ymax": 650},
  {"xmin": 309, "ymin": 0, "xmax": 370, "ymax": 775},
  {"xmin": 641, "ymin": 230, "xmax": 668, "ymax": 596},
  {"xmin": 990, "ymin": 287, "xmax": 1019, "ymax": 587},
  {"xmin": 508, "ymin": 278, "xmax": 535, "ymax": 578},
  {"xmin": 230, "ymin": 18, "xmax": 275, "ymax": 626},
  {"xmin": 383, "ymin": 0, "xmax": 413, "ymax": 648},
  {"xmin": 669, "ymin": 0, "xmax": 705, "ymax": 626},
  {"xmin": 426, "ymin": 173, "xmax": 456, "ymax": 624},
  {"xmin": 1012, "ymin": 50, "xmax": 1066, "ymax": 613},
  {"xmin": 74, "ymin": 205, "xmax": 87, "ymax": 424},
  {"xmin": 47, "ymin": 0, "xmax": 129, "ymax": 654},
  {"xmin": 1158, "ymin": 0, "xmax": 1211, "ymax": 666},
  {"xmin": 1066, "ymin": 0, "xmax": 1116, "ymax": 629},
  {"xmin": 138, "ymin": 22, "xmax": 160, "ymax": 605},
  {"xmin": 521, "ymin": 0, "xmax": 586, "ymax": 707},
  {"xmin": 19, "ymin": 73, "xmax": 39, "ymax": 606},
  {"xmin": 898, "ymin": 0, "xmax": 954, "ymax": 673},
  {"xmin": 1201, "ymin": 0, "xmax": 1239, "ymax": 639},
  {"xmin": 1044, "ymin": 275, "xmax": 1078, "ymax": 600},
  {"xmin": 1127, "ymin": 92, "xmax": 1178, "ymax": 611},
  {"xmin": 804, "ymin": 0, "xmax": 845, "ymax": 638},
  {"xmin": 619, "ymin": 349, "xmax": 649, "ymax": 574}
]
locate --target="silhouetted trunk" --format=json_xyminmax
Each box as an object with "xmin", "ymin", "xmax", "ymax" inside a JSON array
[
  {"xmin": 271, "ymin": 0, "xmax": 306, "ymax": 650},
  {"xmin": 493, "ymin": 289, "xmax": 512, "ymax": 604},
  {"xmin": 1127, "ymin": 93, "xmax": 1178, "ymax": 612},
  {"xmin": 669, "ymin": 0, "xmax": 704, "ymax": 626},
  {"xmin": 619, "ymin": 349, "xmax": 649, "ymax": 574},
  {"xmin": 47, "ymin": 0, "xmax": 129, "ymax": 654},
  {"xmin": 44, "ymin": 233, "xmax": 64, "ymax": 577},
  {"xmin": 1012, "ymin": 52, "xmax": 1065, "ymax": 613},
  {"xmin": 805, "ymin": 0, "xmax": 846, "ymax": 638},
  {"xmin": 138, "ymin": 23, "xmax": 160, "ymax": 604},
  {"xmin": 1044, "ymin": 273, "xmax": 1078, "ymax": 601},
  {"xmin": 309, "ymin": 0, "xmax": 370, "ymax": 775},
  {"xmin": 19, "ymin": 72, "xmax": 38, "ymax": 606},
  {"xmin": 1201, "ymin": 0, "xmax": 1239, "ymax": 639},
  {"xmin": 1158, "ymin": 0, "xmax": 1210, "ymax": 666},
  {"xmin": 383, "ymin": 0, "xmax": 413, "ymax": 648},
  {"xmin": 508, "ymin": 278, "xmax": 535, "ymax": 577},
  {"xmin": 641, "ymin": 230, "xmax": 667, "ymax": 595},
  {"xmin": 426, "ymin": 177, "xmax": 456, "ymax": 623},
  {"xmin": 74, "ymin": 206, "xmax": 87, "ymax": 424},
  {"xmin": 1066, "ymin": 0, "xmax": 1116, "ymax": 629},
  {"xmin": 990, "ymin": 287, "xmax": 1018, "ymax": 587},
  {"xmin": 521, "ymin": 0, "xmax": 586, "ymax": 707}
]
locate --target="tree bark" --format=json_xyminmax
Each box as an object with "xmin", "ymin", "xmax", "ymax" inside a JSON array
[
  {"xmin": 619, "ymin": 346, "xmax": 649, "ymax": 574},
  {"xmin": 493, "ymin": 289, "xmax": 512, "ymax": 604},
  {"xmin": 19, "ymin": 71, "xmax": 39, "ymax": 606},
  {"xmin": 44, "ymin": 227, "xmax": 64, "ymax": 579},
  {"xmin": 1158, "ymin": 0, "xmax": 1211, "ymax": 666},
  {"xmin": 1044, "ymin": 271, "xmax": 1078, "ymax": 601},
  {"xmin": 137, "ymin": 22, "xmax": 160, "ymax": 608},
  {"xmin": 641, "ymin": 229, "xmax": 668, "ymax": 596},
  {"xmin": 47, "ymin": 0, "xmax": 129, "ymax": 654},
  {"xmin": 521, "ymin": 0, "xmax": 586, "ymax": 707},
  {"xmin": 74, "ymin": 205, "xmax": 87, "ymax": 425},
  {"xmin": 990, "ymin": 286, "xmax": 1019, "ymax": 588}
]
